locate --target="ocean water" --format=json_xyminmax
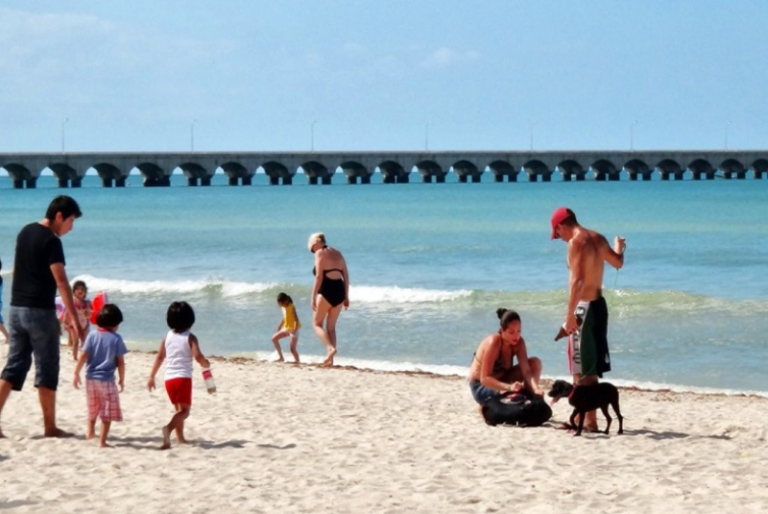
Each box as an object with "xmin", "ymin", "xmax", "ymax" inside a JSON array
[{"xmin": 1, "ymin": 174, "xmax": 767, "ymax": 394}]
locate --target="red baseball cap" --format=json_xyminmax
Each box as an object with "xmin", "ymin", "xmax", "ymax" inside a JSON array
[{"xmin": 550, "ymin": 207, "xmax": 574, "ymax": 240}]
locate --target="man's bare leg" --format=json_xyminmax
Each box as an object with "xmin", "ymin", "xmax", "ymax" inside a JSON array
[
  {"xmin": 39, "ymin": 386, "xmax": 72, "ymax": 437},
  {"xmin": 573, "ymin": 373, "xmax": 599, "ymax": 431},
  {"xmin": 0, "ymin": 379, "xmax": 14, "ymax": 438}
]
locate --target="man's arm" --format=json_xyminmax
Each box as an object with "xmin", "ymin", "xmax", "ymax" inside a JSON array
[{"xmin": 603, "ymin": 236, "xmax": 626, "ymax": 270}]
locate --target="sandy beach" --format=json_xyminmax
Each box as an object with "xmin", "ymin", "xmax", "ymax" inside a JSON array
[{"xmin": 0, "ymin": 345, "xmax": 767, "ymax": 514}]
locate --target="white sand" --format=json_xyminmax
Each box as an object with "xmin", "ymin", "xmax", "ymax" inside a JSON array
[{"xmin": 1, "ymin": 345, "xmax": 767, "ymax": 513}]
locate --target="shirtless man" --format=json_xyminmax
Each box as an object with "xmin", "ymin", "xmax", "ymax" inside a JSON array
[{"xmin": 550, "ymin": 207, "xmax": 625, "ymax": 431}]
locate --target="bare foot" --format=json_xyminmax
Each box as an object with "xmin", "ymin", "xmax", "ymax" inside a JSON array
[
  {"xmin": 177, "ymin": 437, "xmax": 189, "ymax": 445},
  {"xmin": 44, "ymin": 428, "xmax": 75, "ymax": 438},
  {"xmin": 160, "ymin": 426, "xmax": 171, "ymax": 450},
  {"xmin": 99, "ymin": 442, "xmax": 113, "ymax": 448},
  {"xmin": 277, "ymin": 357, "xmax": 284, "ymax": 362},
  {"xmin": 86, "ymin": 431, "xmax": 95, "ymax": 440},
  {"xmin": 321, "ymin": 348, "xmax": 337, "ymax": 367}
]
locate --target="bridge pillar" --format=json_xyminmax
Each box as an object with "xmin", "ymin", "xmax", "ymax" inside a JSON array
[
  {"xmin": 563, "ymin": 174, "xmax": 572, "ymax": 182},
  {"xmin": 242, "ymin": 176, "xmax": 252, "ymax": 186},
  {"xmin": 116, "ymin": 177, "xmax": 126, "ymax": 187},
  {"xmin": 269, "ymin": 176, "xmax": 279, "ymax": 185},
  {"xmin": 595, "ymin": 173, "xmax": 606, "ymax": 181},
  {"xmin": 58, "ymin": 178, "xmax": 69, "ymax": 188},
  {"xmin": 71, "ymin": 177, "xmax": 82, "ymax": 188},
  {"xmin": 322, "ymin": 176, "xmax": 332, "ymax": 185},
  {"xmin": 458, "ymin": 175, "xmax": 466, "ymax": 183},
  {"xmin": 423, "ymin": 175, "xmax": 433, "ymax": 183},
  {"xmin": 102, "ymin": 177, "xmax": 114, "ymax": 187},
  {"xmin": 528, "ymin": 174, "xmax": 538, "ymax": 182},
  {"xmin": 201, "ymin": 177, "xmax": 211, "ymax": 186},
  {"xmin": 308, "ymin": 176, "xmax": 318, "ymax": 185},
  {"xmin": 576, "ymin": 174, "xmax": 585, "ymax": 181},
  {"xmin": 188, "ymin": 177, "xmax": 199, "ymax": 186},
  {"xmin": 608, "ymin": 174, "xmax": 620, "ymax": 182},
  {"xmin": 347, "ymin": 176, "xmax": 358, "ymax": 185},
  {"xmin": 27, "ymin": 178, "xmax": 37, "ymax": 188},
  {"xmin": 227, "ymin": 177, "xmax": 238, "ymax": 186},
  {"xmin": 362, "ymin": 176, "xmax": 371, "ymax": 184},
  {"xmin": 397, "ymin": 175, "xmax": 409, "ymax": 184},
  {"xmin": 13, "ymin": 179, "xmax": 24, "ymax": 189},
  {"xmin": 471, "ymin": 175, "xmax": 481, "ymax": 183},
  {"xmin": 436, "ymin": 175, "xmax": 446, "ymax": 183},
  {"xmin": 144, "ymin": 177, "xmax": 171, "ymax": 187}
]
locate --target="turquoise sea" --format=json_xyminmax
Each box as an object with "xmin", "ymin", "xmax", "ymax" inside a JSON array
[{"xmin": 1, "ymin": 173, "xmax": 767, "ymax": 394}]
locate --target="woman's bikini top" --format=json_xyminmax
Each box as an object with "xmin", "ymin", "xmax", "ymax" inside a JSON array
[{"xmin": 473, "ymin": 332, "xmax": 513, "ymax": 373}]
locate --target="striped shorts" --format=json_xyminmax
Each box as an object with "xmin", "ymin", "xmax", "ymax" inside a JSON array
[{"xmin": 86, "ymin": 379, "xmax": 123, "ymax": 422}]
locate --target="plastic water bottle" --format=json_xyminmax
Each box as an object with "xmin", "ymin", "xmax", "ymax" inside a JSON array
[{"xmin": 202, "ymin": 367, "xmax": 217, "ymax": 394}]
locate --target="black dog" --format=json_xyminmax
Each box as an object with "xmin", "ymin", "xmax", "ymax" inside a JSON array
[{"xmin": 547, "ymin": 379, "xmax": 624, "ymax": 436}]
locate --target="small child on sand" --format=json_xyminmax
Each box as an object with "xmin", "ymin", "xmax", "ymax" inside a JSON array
[
  {"xmin": 147, "ymin": 301, "xmax": 211, "ymax": 450},
  {"xmin": 73, "ymin": 304, "xmax": 127, "ymax": 448},
  {"xmin": 62, "ymin": 280, "xmax": 92, "ymax": 360},
  {"xmin": 271, "ymin": 292, "xmax": 301, "ymax": 363}
]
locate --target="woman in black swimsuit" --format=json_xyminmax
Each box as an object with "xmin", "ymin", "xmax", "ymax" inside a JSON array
[
  {"xmin": 308, "ymin": 232, "xmax": 350, "ymax": 367},
  {"xmin": 467, "ymin": 308, "xmax": 543, "ymax": 405}
]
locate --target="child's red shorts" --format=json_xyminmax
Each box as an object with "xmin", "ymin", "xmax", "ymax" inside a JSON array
[{"xmin": 165, "ymin": 377, "xmax": 192, "ymax": 405}]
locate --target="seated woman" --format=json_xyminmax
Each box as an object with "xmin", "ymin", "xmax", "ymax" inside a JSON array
[{"xmin": 468, "ymin": 308, "xmax": 543, "ymax": 405}]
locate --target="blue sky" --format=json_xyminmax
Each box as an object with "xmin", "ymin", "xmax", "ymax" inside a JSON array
[{"xmin": 0, "ymin": 1, "xmax": 765, "ymax": 152}]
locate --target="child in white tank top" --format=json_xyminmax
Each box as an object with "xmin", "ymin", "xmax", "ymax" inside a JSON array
[{"xmin": 147, "ymin": 301, "xmax": 211, "ymax": 450}]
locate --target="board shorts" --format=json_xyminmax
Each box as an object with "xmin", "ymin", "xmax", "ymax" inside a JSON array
[
  {"xmin": 86, "ymin": 379, "xmax": 123, "ymax": 422},
  {"xmin": 1, "ymin": 306, "xmax": 61, "ymax": 391},
  {"xmin": 568, "ymin": 296, "xmax": 611, "ymax": 378},
  {"xmin": 165, "ymin": 377, "xmax": 193, "ymax": 406}
]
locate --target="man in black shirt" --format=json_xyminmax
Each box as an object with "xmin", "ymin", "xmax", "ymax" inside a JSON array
[{"xmin": 0, "ymin": 196, "xmax": 84, "ymax": 438}]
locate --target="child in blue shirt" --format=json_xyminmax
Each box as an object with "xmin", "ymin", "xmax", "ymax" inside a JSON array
[{"xmin": 73, "ymin": 304, "xmax": 128, "ymax": 448}]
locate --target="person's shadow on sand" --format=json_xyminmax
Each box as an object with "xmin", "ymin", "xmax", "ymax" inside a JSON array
[{"xmin": 619, "ymin": 429, "xmax": 732, "ymax": 441}]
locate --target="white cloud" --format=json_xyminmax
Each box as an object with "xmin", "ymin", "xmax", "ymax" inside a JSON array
[{"xmin": 420, "ymin": 47, "xmax": 480, "ymax": 69}]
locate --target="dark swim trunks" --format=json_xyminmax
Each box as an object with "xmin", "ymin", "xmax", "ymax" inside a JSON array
[{"xmin": 568, "ymin": 296, "xmax": 610, "ymax": 378}]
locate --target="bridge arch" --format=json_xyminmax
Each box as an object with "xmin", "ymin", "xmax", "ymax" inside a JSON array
[
  {"xmin": 414, "ymin": 159, "xmax": 445, "ymax": 183},
  {"xmin": 93, "ymin": 162, "xmax": 126, "ymax": 187},
  {"xmin": 488, "ymin": 160, "xmax": 518, "ymax": 182},
  {"xmin": 379, "ymin": 160, "xmax": 408, "ymax": 184},
  {"xmin": 654, "ymin": 159, "xmax": 684, "ymax": 181},
  {"xmin": 220, "ymin": 161, "xmax": 253, "ymax": 186},
  {"xmin": 750, "ymin": 158, "xmax": 768, "ymax": 179},
  {"xmin": 590, "ymin": 159, "xmax": 619, "ymax": 181},
  {"xmin": 718, "ymin": 158, "xmax": 746, "ymax": 179},
  {"xmin": 179, "ymin": 162, "xmax": 211, "ymax": 186},
  {"xmin": 340, "ymin": 160, "xmax": 371, "ymax": 184},
  {"xmin": 302, "ymin": 160, "xmax": 332, "ymax": 185},
  {"xmin": 522, "ymin": 159, "xmax": 551, "ymax": 182},
  {"xmin": 2, "ymin": 163, "xmax": 38, "ymax": 188},
  {"xmin": 137, "ymin": 162, "xmax": 169, "ymax": 187},
  {"xmin": 687, "ymin": 159, "xmax": 715, "ymax": 180},
  {"xmin": 556, "ymin": 160, "xmax": 585, "ymax": 182},
  {"xmin": 451, "ymin": 160, "xmax": 481, "ymax": 183},
  {"xmin": 623, "ymin": 159, "xmax": 651, "ymax": 181},
  {"xmin": 262, "ymin": 161, "xmax": 292, "ymax": 185},
  {"xmin": 49, "ymin": 162, "xmax": 82, "ymax": 188}
]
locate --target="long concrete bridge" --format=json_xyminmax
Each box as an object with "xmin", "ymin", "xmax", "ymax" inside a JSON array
[{"xmin": 1, "ymin": 150, "xmax": 767, "ymax": 188}]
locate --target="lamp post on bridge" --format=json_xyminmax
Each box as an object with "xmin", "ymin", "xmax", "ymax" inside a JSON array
[
  {"xmin": 529, "ymin": 120, "xmax": 539, "ymax": 151},
  {"xmin": 61, "ymin": 117, "xmax": 69, "ymax": 153},
  {"xmin": 190, "ymin": 119, "xmax": 197, "ymax": 152},
  {"xmin": 311, "ymin": 119, "xmax": 318, "ymax": 152}
]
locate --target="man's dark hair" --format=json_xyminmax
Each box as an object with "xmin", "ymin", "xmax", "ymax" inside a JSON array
[
  {"xmin": 45, "ymin": 195, "xmax": 82, "ymax": 221},
  {"xmin": 167, "ymin": 301, "xmax": 196, "ymax": 332},
  {"xmin": 96, "ymin": 304, "xmax": 124, "ymax": 328}
]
